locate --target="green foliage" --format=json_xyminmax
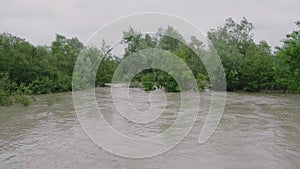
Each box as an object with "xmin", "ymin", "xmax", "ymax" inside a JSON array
[
  {"xmin": 197, "ymin": 74, "xmax": 208, "ymax": 91},
  {"xmin": 0, "ymin": 33, "xmax": 88, "ymax": 105},
  {"xmin": 73, "ymin": 44, "xmax": 119, "ymax": 90},
  {"xmin": 27, "ymin": 77, "xmax": 54, "ymax": 94},
  {"xmin": 129, "ymin": 80, "xmax": 142, "ymax": 88},
  {"xmin": 96, "ymin": 55, "xmax": 119, "ymax": 87},
  {"xmin": 121, "ymin": 18, "xmax": 299, "ymax": 93},
  {"xmin": 0, "ymin": 17, "xmax": 299, "ymax": 107},
  {"xmin": 208, "ymin": 18, "xmax": 276, "ymax": 92},
  {"xmin": 55, "ymin": 74, "xmax": 72, "ymax": 92},
  {"xmin": 274, "ymin": 21, "xmax": 300, "ymax": 93},
  {"xmin": 163, "ymin": 75, "xmax": 180, "ymax": 92},
  {"xmin": 0, "ymin": 73, "xmax": 12, "ymax": 105},
  {"xmin": 0, "ymin": 33, "xmax": 121, "ymax": 106},
  {"xmin": 123, "ymin": 27, "xmax": 157, "ymax": 58},
  {"xmin": 141, "ymin": 73, "xmax": 156, "ymax": 91},
  {"xmin": 14, "ymin": 95, "xmax": 31, "ymax": 106},
  {"xmin": 121, "ymin": 27, "xmax": 208, "ymax": 92},
  {"xmin": 0, "ymin": 89, "xmax": 11, "ymax": 106},
  {"xmin": 51, "ymin": 34, "xmax": 83, "ymax": 76}
]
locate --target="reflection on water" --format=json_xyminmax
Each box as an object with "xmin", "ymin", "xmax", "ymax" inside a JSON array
[{"xmin": 0, "ymin": 88, "xmax": 299, "ymax": 169}]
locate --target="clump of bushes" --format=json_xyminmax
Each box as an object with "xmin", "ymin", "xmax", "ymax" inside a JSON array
[
  {"xmin": 0, "ymin": 89, "xmax": 12, "ymax": 106},
  {"xmin": 14, "ymin": 95, "xmax": 31, "ymax": 106}
]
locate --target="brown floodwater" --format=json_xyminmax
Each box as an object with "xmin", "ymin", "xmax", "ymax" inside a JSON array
[{"xmin": 0, "ymin": 88, "xmax": 299, "ymax": 169}]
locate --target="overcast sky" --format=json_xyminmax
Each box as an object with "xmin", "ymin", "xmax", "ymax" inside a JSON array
[{"xmin": 1, "ymin": 0, "xmax": 299, "ymax": 49}]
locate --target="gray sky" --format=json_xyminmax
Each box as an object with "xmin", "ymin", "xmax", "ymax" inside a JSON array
[{"xmin": 1, "ymin": 0, "xmax": 299, "ymax": 49}]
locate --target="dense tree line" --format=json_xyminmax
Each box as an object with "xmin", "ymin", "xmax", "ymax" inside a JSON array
[
  {"xmin": 208, "ymin": 18, "xmax": 299, "ymax": 93},
  {"xmin": 120, "ymin": 26, "xmax": 208, "ymax": 92},
  {"xmin": 122, "ymin": 18, "xmax": 299, "ymax": 93},
  {"xmin": 0, "ymin": 34, "xmax": 118, "ymax": 105},
  {"xmin": 0, "ymin": 18, "xmax": 299, "ymax": 106}
]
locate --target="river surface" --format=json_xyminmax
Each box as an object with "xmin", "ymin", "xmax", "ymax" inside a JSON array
[{"xmin": 0, "ymin": 87, "xmax": 299, "ymax": 169}]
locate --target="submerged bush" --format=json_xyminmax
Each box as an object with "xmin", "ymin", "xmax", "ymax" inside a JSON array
[
  {"xmin": 14, "ymin": 95, "xmax": 31, "ymax": 106},
  {"xmin": 141, "ymin": 73, "xmax": 156, "ymax": 91}
]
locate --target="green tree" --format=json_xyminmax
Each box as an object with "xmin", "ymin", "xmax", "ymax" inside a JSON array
[
  {"xmin": 208, "ymin": 17, "xmax": 275, "ymax": 91},
  {"xmin": 122, "ymin": 26, "xmax": 208, "ymax": 92},
  {"xmin": 274, "ymin": 21, "xmax": 300, "ymax": 93}
]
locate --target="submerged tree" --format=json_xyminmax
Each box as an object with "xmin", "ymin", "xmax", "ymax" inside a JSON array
[{"xmin": 121, "ymin": 26, "xmax": 208, "ymax": 92}]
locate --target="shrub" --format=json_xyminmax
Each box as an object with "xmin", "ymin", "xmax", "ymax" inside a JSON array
[
  {"xmin": 28, "ymin": 76, "xmax": 54, "ymax": 94},
  {"xmin": 0, "ymin": 89, "xmax": 12, "ymax": 106},
  {"xmin": 14, "ymin": 95, "xmax": 31, "ymax": 106},
  {"xmin": 141, "ymin": 73, "xmax": 156, "ymax": 91}
]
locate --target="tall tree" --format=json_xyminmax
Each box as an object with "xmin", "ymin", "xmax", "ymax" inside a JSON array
[
  {"xmin": 208, "ymin": 17, "xmax": 275, "ymax": 91},
  {"xmin": 274, "ymin": 21, "xmax": 300, "ymax": 93}
]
